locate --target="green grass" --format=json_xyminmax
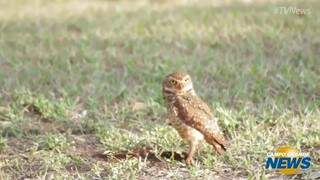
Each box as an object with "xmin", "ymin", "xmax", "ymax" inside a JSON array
[{"xmin": 0, "ymin": 0, "xmax": 319, "ymax": 179}]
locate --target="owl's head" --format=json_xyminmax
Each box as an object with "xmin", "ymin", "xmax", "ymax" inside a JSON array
[{"xmin": 162, "ymin": 72, "xmax": 195, "ymax": 96}]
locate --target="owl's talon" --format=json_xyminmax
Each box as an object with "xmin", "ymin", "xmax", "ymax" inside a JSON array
[{"xmin": 186, "ymin": 157, "xmax": 194, "ymax": 165}]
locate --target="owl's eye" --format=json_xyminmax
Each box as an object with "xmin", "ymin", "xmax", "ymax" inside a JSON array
[
  {"xmin": 170, "ymin": 80, "xmax": 177, "ymax": 85},
  {"xmin": 185, "ymin": 78, "xmax": 189, "ymax": 82}
]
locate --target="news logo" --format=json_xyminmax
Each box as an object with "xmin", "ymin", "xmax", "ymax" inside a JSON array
[{"xmin": 265, "ymin": 146, "xmax": 311, "ymax": 174}]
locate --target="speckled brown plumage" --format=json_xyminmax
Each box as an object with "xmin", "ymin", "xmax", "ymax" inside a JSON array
[
  {"xmin": 174, "ymin": 94, "xmax": 227, "ymax": 154},
  {"xmin": 162, "ymin": 72, "xmax": 227, "ymax": 165}
]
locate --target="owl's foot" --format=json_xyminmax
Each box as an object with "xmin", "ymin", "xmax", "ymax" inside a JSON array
[
  {"xmin": 186, "ymin": 156, "xmax": 194, "ymax": 165},
  {"xmin": 186, "ymin": 140, "xmax": 200, "ymax": 165}
]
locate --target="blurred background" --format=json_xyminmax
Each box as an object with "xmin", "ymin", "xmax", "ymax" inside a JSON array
[{"xmin": 0, "ymin": 0, "xmax": 319, "ymax": 179}]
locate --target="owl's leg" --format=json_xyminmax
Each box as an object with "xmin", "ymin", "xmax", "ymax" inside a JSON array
[{"xmin": 186, "ymin": 140, "xmax": 199, "ymax": 165}]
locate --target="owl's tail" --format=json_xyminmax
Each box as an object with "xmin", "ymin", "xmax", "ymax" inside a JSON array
[
  {"xmin": 204, "ymin": 133, "xmax": 227, "ymax": 155},
  {"xmin": 213, "ymin": 141, "xmax": 227, "ymax": 155}
]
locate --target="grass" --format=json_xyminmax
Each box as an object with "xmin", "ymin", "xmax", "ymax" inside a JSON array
[{"xmin": 0, "ymin": 0, "xmax": 319, "ymax": 179}]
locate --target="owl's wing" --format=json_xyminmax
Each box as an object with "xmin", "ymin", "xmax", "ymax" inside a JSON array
[
  {"xmin": 174, "ymin": 94, "xmax": 227, "ymax": 154},
  {"xmin": 194, "ymin": 96, "xmax": 213, "ymax": 117}
]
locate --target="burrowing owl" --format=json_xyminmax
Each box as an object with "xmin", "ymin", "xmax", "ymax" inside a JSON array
[{"xmin": 162, "ymin": 72, "xmax": 227, "ymax": 165}]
